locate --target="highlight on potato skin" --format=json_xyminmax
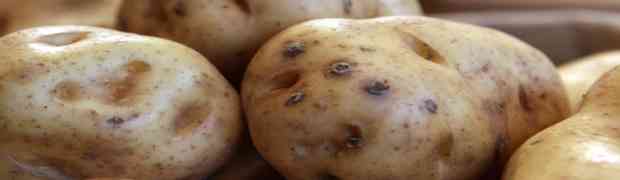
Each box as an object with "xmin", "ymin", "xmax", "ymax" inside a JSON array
[
  {"xmin": 0, "ymin": 26, "xmax": 243, "ymax": 180},
  {"xmin": 242, "ymin": 16, "xmax": 569, "ymax": 180},
  {"xmin": 118, "ymin": 0, "xmax": 423, "ymax": 84},
  {"xmin": 503, "ymin": 65, "xmax": 620, "ymax": 180}
]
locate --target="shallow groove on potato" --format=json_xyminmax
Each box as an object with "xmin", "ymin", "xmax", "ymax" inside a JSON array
[
  {"xmin": 0, "ymin": 26, "xmax": 243, "ymax": 180},
  {"xmin": 242, "ymin": 16, "xmax": 569, "ymax": 180}
]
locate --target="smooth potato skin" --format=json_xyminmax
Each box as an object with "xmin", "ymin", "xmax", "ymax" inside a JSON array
[
  {"xmin": 119, "ymin": 0, "xmax": 422, "ymax": 84},
  {"xmin": 0, "ymin": 0, "xmax": 123, "ymax": 35},
  {"xmin": 559, "ymin": 51, "xmax": 620, "ymax": 112},
  {"xmin": 242, "ymin": 16, "xmax": 569, "ymax": 180},
  {"xmin": 503, "ymin": 66, "xmax": 620, "ymax": 180},
  {"xmin": 0, "ymin": 26, "xmax": 242, "ymax": 180}
]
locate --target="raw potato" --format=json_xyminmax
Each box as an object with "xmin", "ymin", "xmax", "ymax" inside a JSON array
[
  {"xmin": 559, "ymin": 51, "xmax": 620, "ymax": 112},
  {"xmin": 242, "ymin": 16, "xmax": 569, "ymax": 180},
  {"xmin": 0, "ymin": 0, "xmax": 123, "ymax": 35},
  {"xmin": 118, "ymin": 0, "xmax": 423, "ymax": 83},
  {"xmin": 503, "ymin": 65, "xmax": 620, "ymax": 180},
  {"xmin": 0, "ymin": 26, "xmax": 243, "ymax": 180}
]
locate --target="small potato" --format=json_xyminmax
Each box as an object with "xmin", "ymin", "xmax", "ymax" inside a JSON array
[
  {"xmin": 559, "ymin": 51, "xmax": 620, "ymax": 112},
  {"xmin": 0, "ymin": 26, "xmax": 243, "ymax": 179},
  {"xmin": 503, "ymin": 65, "xmax": 620, "ymax": 180},
  {"xmin": 0, "ymin": 0, "xmax": 123, "ymax": 35},
  {"xmin": 242, "ymin": 16, "xmax": 568, "ymax": 180},
  {"xmin": 119, "ymin": 0, "xmax": 423, "ymax": 83}
]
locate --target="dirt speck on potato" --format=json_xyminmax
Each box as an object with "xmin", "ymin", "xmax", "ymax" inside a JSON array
[
  {"xmin": 286, "ymin": 91, "xmax": 305, "ymax": 106},
  {"xmin": 107, "ymin": 116, "xmax": 125, "ymax": 128},
  {"xmin": 36, "ymin": 32, "xmax": 90, "ymax": 46},
  {"xmin": 342, "ymin": 0, "xmax": 352, "ymax": 15},
  {"xmin": 345, "ymin": 125, "xmax": 363, "ymax": 149},
  {"xmin": 364, "ymin": 80, "xmax": 390, "ymax": 96},
  {"xmin": 283, "ymin": 41, "xmax": 305, "ymax": 58},
  {"xmin": 424, "ymin": 99, "xmax": 438, "ymax": 114},
  {"xmin": 518, "ymin": 85, "xmax": 533, "ymax": 111},
  {"xmin": 173, "ymin": 1, "xmax": 187, "ymax": 17}
]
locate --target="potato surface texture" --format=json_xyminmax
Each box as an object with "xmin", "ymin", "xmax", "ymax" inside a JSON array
[
  {"xmin": 504, "ymin": 65, "xmax": 620, "ymax": 180},
  {"xmin": 0, "ymin": 26, "xmax": 242, "ymax": 180},
  {"xmin": 242, "ymin": 16, "xmax": 569, "ymax": 180},
  {"xmin": 0, "ymin": 0, "xmax": 123, "ymax": 35},
  {"xmin": 119, "ymin": 0, "xmax": 423, "ymax": 83},
  {"xmin": 560, "ymin": 51, "xmax": 620, "ymax": 112}
]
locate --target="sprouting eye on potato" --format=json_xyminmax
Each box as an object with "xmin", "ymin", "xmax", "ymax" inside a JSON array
[
  {"xmin": 0, "ymin": 0, "xmax": 123, "ymax": 35},
  {"xmin": 0, "ymin": 26, "xmax": 243, "ymax": 180},
  {"xmin": 503, "ymin": 65, "xmax": 620, "ymax": 180},
  {"xmin": 118, "ymin": 0, "xmax": 423, "ymax": 83},
  {"xmin": 242, "ymin": 16, "xmax": 570, "ymax": 180},
  {"xmin": 559, "ymin": 51, "xmax": 620, "ymax": 112}
]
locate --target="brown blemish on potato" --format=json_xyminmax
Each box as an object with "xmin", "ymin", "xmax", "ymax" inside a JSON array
[
  {"xmin": 36, "ymin": 32, "xmax": 90, "ymax": 46},
  {"xmin": 270, "ymin": 70, "xmax": 301, "ymax": 93},
  {"xmin": 173, "ymin": 0, "xmax": 187, "ymax": 17},
  {"xmin": 344, "ymin": 125, "xmax": 363, "ymax": 149},
  {"xmin": 529, "ymin": 139, "xmax": 543, "ymax": 146},
  {"xmin": 285, "ymin": 91, "xmax": 305, "ymax": 106},
  {"xmin": 518, "ymin": 85, "xmax": 533, "ymax": 111},
  {"xmin": 359, "ymin": 46, "xmax": 375, "ymax": 52},
  {"xmin": 424, "ymin": 99, "xmax": 438, "ymax": 114},
  {"xmin": 175, "ymin": 103, "xmax": 211, "ymax": 135},
  {"xmin": 438, "ymin": 129, "xmax": 454, "ymax": 158},
  {"xmin": 283, "ymin": 41, "xmax": 305, "ymax": 58},
  {"xmin": 107, "ymin": 116, "xmax": 125, "ymax": 128},
  {"xmin": 364, "ymin": 80, "xmax": 390, "ymax": 96},
  {"xmin": 52, "ymin": 81, "xmax": 81, "ymax": 101},
  {"xmin": 395, "ymin": 29, "xmax": 446, "ymax": 65},
  {"xmin": 234, "ymin": 0, "xmax": 251, "ymax": 14},
  {"xmin": 342, "ymin": 0, "xmax": 352, "ymax": 14},
  {"xmin": 102, "ymin": 61, "xmax": 151, "ymax": 104}
]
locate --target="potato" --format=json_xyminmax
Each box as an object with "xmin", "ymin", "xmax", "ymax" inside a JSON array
[
  {"xmin": 242, "ymin": 16, "xmax": 569, "ymax": 180},
  {"xmin": 0, "ymin": 0, "xmax": 123, "ymax": 35},
  {"xmin": 118, "ymin": 0, "xmax": 423, "ymax": 83},
  {"xmin": 559, "ymin": 51, "xmax": 620, "ymax": 112},
  {"xmin": 0, "ymin": 26, "xmax": 243, "ymax": 179},
  {"xmin": 503, "ymin": 65, "xmax": 620, "ymax": 180}
]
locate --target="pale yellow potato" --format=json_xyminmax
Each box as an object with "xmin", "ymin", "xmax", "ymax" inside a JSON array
[
  {"xmin": 503, "ymin": 65, "xmax": 620, "ymax": 180},
  {"xmin": 242, "ymin": 16, "xmax": 569, "ymax": 180},
  {"xmin": 0, "ymin": 26, "xmax": 243, "ymax": 180},
  {"xmin": 0, "ymin": 0, "xmax": 123, "ymax": 35},
  {"xmin": 560, "ymin": 51, "xmax": 620, "ymax": 112},
  {"xmin": 119, "ymin": 0, "xmax": 423, "ymax": 83}
]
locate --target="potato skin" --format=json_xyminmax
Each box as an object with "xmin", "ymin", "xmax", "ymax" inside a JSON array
[
  {"xmin": 559, "ymin": 51, "xmax": 620, "ymax": 112},
  {"xmin": 0, "ymin": 26, "xmax": 242, "ymax": 179},
  {"xmin": 242, "ymin": 16, "xmax": 569, "ymax": 180},
  {"xmin": 0, "ymin": 0, "xmax": 123, "ymax": 35},
  {"xmin": 503, "ymin": 65, "xmax": 620, "ymax": 180},
  {"xmin": 118, "ymin": 0, "xmax": 422, "ymax": 84}
]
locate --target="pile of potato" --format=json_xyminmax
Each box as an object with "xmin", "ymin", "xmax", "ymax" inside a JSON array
[{"xmin": 0, "ymin": 1, "xmax": 619, "ymax": 180}]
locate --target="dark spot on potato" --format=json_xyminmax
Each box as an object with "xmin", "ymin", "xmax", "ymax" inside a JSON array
[
  {"xmin": 53, "ymin": 81, "xmax": 81, "ymax": 101},
  {"xmin": 126, "ymin": 61, "xmax": 151, "ymax": 74},
  {"xmin": 359, "ymin": 46, "xmax": 375, "ymax": 52},
  {"xmin": 364, "ymin": 80, "xmax": 390, "ymax": 96},
  {"xmin": 344, "ymin": 125, "xmax": 363, "ymax": 149},
  {"xmin": 283, "ymin": 41, "xmax": 305, "ymax": 58},
  {"xmin": 395, "ymin": 28, "xmax": 446, "ymax": 65},
  {"xmin": 438, "ymin": 129, "xmax": 454, "ymax": 158},
  {"xmin": 342, "ymin": 0, "xmax": 352, "ymax": 14},
  {"xmin": 321, "ymin": 173, "xmax": 340, "ymax": 180},
  {"xmin": 424, "ymin": 99, "xmax": 438, "ymax": 114},
  {"xmin": 270, "ymin": 70, "xmax": 301, "ymax": 92},
  {"xmin": 286, "ymin": 91, "xmax": 305, "ymax": 106},
  {"xmin": 234, "ymin": 0, "xmax": 251, "ymax": 14},
  {"xmin": 175, "ymin": 103, "xmax": 211, "ymax": 135},
  {"xmin": 107, "ymin": 116, "xmax": 125, "ymax": 128},
  {"xmin": 173, "ymin": 1, "xmax": 187, "ymax": 17},
  {"xmin": 518, "ymin": 85, "xmax": 533, "ymax": 111},
  {"xmin": 36, "ymin": 31, "xmax": 90, "ymax": 46},
  {"xmin": 328, "ymin": 61, "xmax": 353, "ymax": 76},
  {"xmin": 102, "ymin": 61, "xmax": 151, "ymax": 104},
  {"xmin": 529, "ymin": 139, "xmax": 543, "ymax": 146}
]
